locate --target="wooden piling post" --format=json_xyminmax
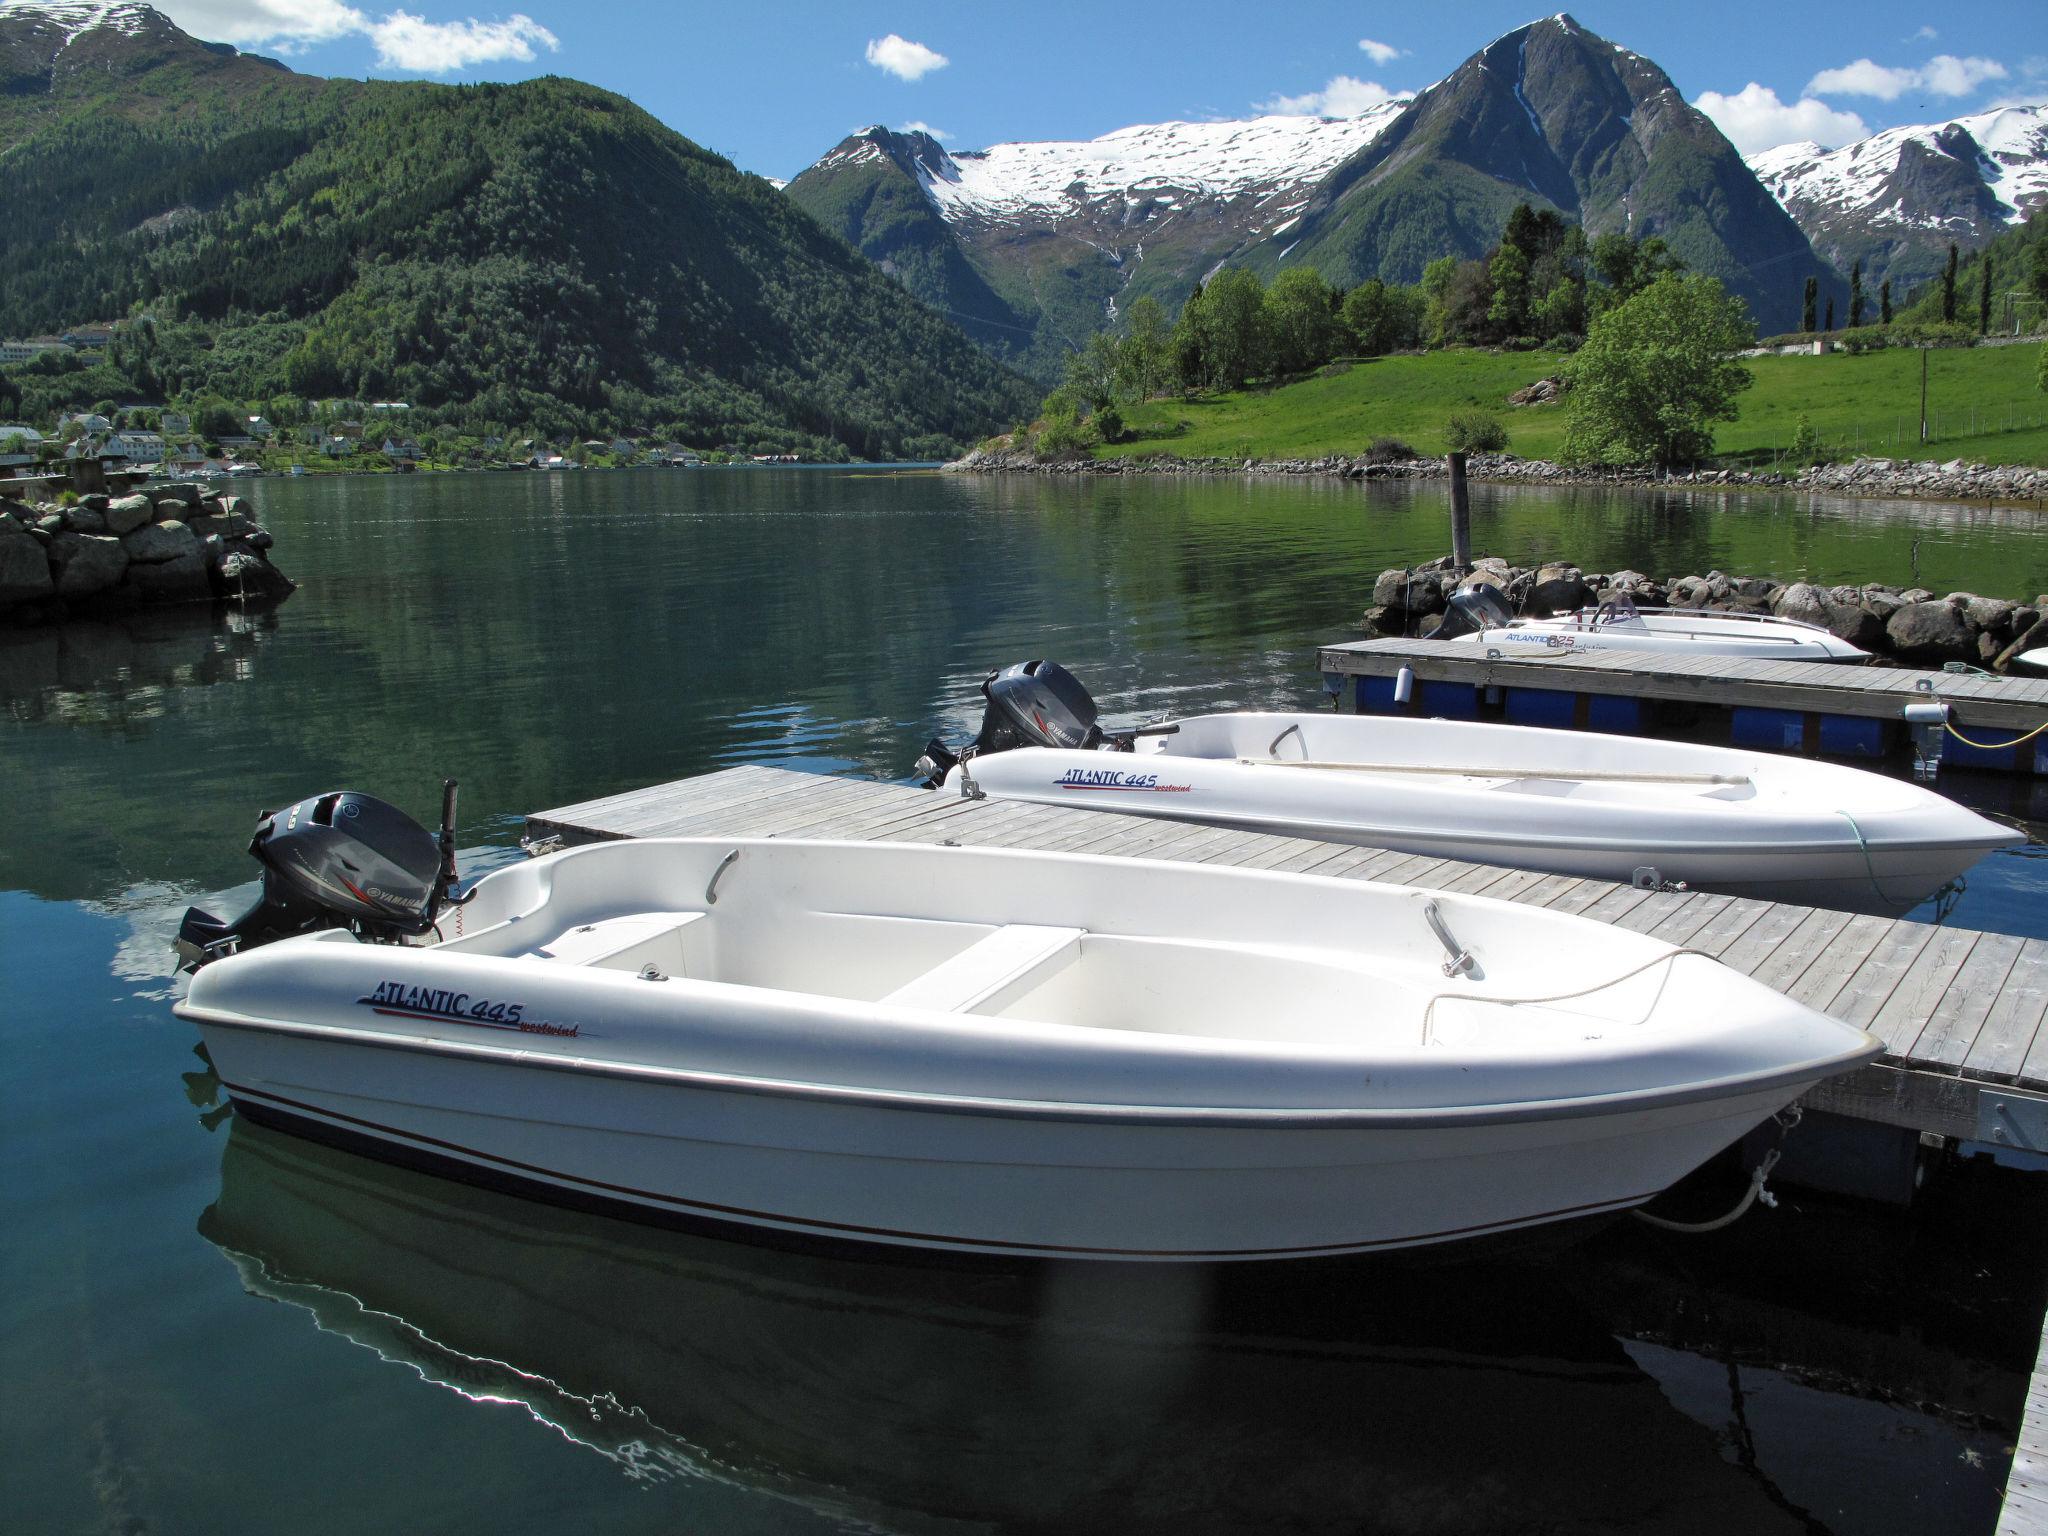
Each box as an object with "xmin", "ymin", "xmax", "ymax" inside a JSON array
[{"xmin": 1448, "ymin": 451, "xmax": 1471, "ymax": 571}]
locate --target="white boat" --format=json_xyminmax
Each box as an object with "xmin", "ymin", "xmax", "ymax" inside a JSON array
[
  {"xmin": 2016, "ymin": 648, "xmax": 2048, "ymax": 675},
  {"xmin": 922, "ymin": 665, "xmax": 2019, "ymax": 914},
  {"xmin": 176, "ymin": 833, "xmax": 1878, "ymax": 1262},
  {"xmin": 1435, "ymin": 589, "xmax": 1869, "ymax": 662}
]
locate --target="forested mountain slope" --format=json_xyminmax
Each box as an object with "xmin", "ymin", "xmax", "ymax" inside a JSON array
[{"xmin": 0, "ymin": 1, "xmax": 1033, "ymax": 456}]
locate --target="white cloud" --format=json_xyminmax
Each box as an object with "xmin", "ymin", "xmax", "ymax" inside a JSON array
[
  {"xmin": 159, "ymin": 2, "xmax": 557, "ymax": 72},
  {"xmin": 159, "ymin": 2, "xmax": 367, "ymax": 50},
  {"xmin": 1806, "ymin": 53, "xmax": 2008, "ymax": 100},
  {"xmin": 864, "ymin": 34, "xmax": 947, "ymax": 82},
  {"xmin": 897, "ymin": 120, "xmax": 949, "ymax": 140},
  {"xmin": 366, "ymin": 12, "xmax": 557, "ymax": 72},
  {"xmin": 1358, "ymin": 37, "xmax": 1404, "ymax": 66},
  {"xmin": 1693, "ymin": 83, "xmax": 1868, "ymax": 154},
  {"xmin": 1913, "ymin": 25, "xmax": 1938, "ymax": 41},
  {"xmin": 1261, "ymin": 75, "xmax": 1398, "ymax": 117}
]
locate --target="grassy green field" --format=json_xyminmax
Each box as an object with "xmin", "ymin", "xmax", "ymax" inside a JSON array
[{"xmin": 1102, "ymin": 342, "xmax": 2048, "ymax": 467}]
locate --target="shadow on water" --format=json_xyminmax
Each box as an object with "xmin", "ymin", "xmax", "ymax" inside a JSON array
[{"xmin": 198, "ymin": 1117, "xmax": 2024, "ymax": 1535}]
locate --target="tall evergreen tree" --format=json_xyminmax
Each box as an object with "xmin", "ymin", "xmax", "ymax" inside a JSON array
[
  {"xmin": 1941, "ymin": 243, "xmax": 1959, "ymax": 323},
  {"xmin": 1848, "ymin": 260, "xmax": 1864, "ymax": 328},
  {"xmin": 1880, "ymin": 278, "xmax": 1893, "ymax": 324},
  {"xmin": 1801, "ymin": 276, "xmax": 1818, "ymax": 334},
  {"xmin": 1823, "ymin": 297, "xmax": 1835, "ymax": 333},
  {"xmin": 1980, "ymin": 254, "xmax": 1995, "ymax": 334}
]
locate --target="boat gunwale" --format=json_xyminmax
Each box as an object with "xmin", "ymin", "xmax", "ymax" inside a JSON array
[{"xmin": 175, "ymin": 1001, "xmax": 1880, "ymax": 1130}]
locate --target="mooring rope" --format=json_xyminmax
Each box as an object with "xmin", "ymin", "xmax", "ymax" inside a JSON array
[
  {"xmin": 1945, "ymin": 718, "xmax": 2048, "ymax": 752},
  {"xmin": 1633, "ymin": 1107, "xmax": 1803, "ymax": 1234}
]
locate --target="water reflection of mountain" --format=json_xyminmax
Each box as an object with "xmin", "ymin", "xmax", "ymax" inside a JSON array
[
  {"xmin": 0, "ymin": 606, "xmax": 282, "ymax": 729},
  {"xmin": 202, "ymin": 1122, "xmax": 1813, "ymax": 1535}
]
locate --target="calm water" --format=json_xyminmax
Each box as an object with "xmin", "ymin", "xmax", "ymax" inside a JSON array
[{"xmin": 6, "ymin": 467, "xmax": 2048, "ymax": 1534}]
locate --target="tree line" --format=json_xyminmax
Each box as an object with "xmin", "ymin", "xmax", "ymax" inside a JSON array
[{"xmin": 1033, "ymin": 207, "xmax": 1690, "ymax": 452}]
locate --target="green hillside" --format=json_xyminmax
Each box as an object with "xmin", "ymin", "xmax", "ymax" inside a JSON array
[
  {"xmin": 0, "ymin": 8, "xmax": 1034, "ymax": 458},
  {"xmin": 1102, "ymin": 344, "xmax": 2048, "ymax": 467}
]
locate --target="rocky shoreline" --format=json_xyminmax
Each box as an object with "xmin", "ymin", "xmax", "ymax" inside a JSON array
[
  {"xmin": 0, "ymin": 483, "xmax": 294, "ymax": 627},
  {"xmin": 1365, "ymin": 556, "xmax": 2048, "ymax": 671},
  {"xmin": 947, "ymin": 449, "xmax": 2048, "ymax": 505}
]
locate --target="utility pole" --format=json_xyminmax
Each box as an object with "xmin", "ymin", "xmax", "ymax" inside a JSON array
[
  {"xmin": 1919, "ymin": 348, "xmax": 1929, "ymax": 446},
  {"xmin": 1448, "ymin": 451, "xmax": 1472, "ymax": 570}
]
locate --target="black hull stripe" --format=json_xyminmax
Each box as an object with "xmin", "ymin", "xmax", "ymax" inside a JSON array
[{"xmin": 221, "ymin": 1080, "xmax": 1658, "ymax": 1259}]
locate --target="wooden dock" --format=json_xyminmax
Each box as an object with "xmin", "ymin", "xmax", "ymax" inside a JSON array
[
  {"xmin": 2001, "ymin": 1305, "xmax": 2048, "ymax": 1536},
  {"xmin": 527, "ymin": 763, "xmax": 2048, "ymax": 1142},
  {"xmin": 1317, "ymin": 638, "xmax": 2048, "ymax": 774}
]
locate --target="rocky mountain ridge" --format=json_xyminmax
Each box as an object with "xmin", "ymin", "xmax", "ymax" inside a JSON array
[{"xmin": 1748, "ymin": 104, "xmax": 2048, "ymax": 294}]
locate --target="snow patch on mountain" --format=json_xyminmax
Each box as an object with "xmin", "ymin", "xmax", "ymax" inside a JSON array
[
  {"xmin": 1749, "ymin": 104, "xmax": 2048, "ymax": 229},
  {"xmin": 0, "ymin": 1, "xmax": 157, "ymax": 45},
  {"xmin": 914, "ymin": 106, "xmax": 1408, "ymax": 233}
]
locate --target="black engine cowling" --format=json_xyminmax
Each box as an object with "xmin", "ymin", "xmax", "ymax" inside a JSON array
[
  {"xmin": 918, "ymin": 661, "xmax": 1107, "ymax": 786},
  {"xmin": 176, "ymin": 781, "xmax": 463, "ymax": 969}
]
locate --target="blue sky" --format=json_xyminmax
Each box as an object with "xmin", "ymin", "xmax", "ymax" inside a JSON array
[{"xmin": 156, "ymin": 1, "xmax": 2048, "ymax": 175}]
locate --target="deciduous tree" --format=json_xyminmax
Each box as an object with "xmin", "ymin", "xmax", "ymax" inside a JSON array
[
  {"xmin": 1560, "ymin": 274, "xmax": 1755, "ymax": 468},
  {"xmin": 1264, "ymin": 266, "xmax": 1340, "ymax": 376}
]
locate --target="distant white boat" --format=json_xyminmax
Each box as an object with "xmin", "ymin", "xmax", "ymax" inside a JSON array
[
  {"xmin": 1437, "ymin": 590, "xmax": 1870, "ymax": 662},
  {"xmin": 921, "ymin": 664, "xmax": 2017, "ymax": 914},
  {"xmin": 175, "ymin": 836, "xmax": 1878, "ymax": 1261}
]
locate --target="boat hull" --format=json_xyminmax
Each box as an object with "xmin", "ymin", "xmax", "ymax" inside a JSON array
[{"xmin": 201, "ymin": 1019, "xmax": 1806, "ymax": 1261}]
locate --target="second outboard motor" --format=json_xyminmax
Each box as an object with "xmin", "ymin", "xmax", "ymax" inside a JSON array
[
  {"xmin": 1434, "ymin": 586, "xmax": 1515, "ymax": 641},
  {"xmin": 918, "ymin": 660, "xmax": 1105, "ymax": 786},
  {"xmin": 175, "ymin": 781, "xmax": 467, "ymax": 970}
]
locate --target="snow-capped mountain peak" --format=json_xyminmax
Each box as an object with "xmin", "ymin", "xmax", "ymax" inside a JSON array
[
  {"xmin": 1749, "ymin": 104, "xmax": 2048, "ymax": 232},
  {"xmin": 909, "ymin": 106, "xmax": 1410, "ymax": 235},
  {"xmin": 0, "ymin": 1, "xmax": 159, "ymax": 44}
]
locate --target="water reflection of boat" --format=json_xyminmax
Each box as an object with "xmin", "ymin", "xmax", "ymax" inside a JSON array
[{"xmin": 199, "ymin": 1121, "xmax": 1810, "ymax": 1534}]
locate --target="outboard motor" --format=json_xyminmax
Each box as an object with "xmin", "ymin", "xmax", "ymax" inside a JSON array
[
  {"xmin": 175, "ymin": 780, "xmax": 467, "ymax": 970},
  {"xmin": 1433, "ymin": 586, "xmax": 1515, "ymax": 641},
  {"xmin": 917, "ymin": 660, "xmax": 1106, "ymax": 787}
]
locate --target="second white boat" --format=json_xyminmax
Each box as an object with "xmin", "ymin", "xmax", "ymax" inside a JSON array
[{"xmin": 923, "ymin": 663, "xmax": 2019, "ymax": 914}]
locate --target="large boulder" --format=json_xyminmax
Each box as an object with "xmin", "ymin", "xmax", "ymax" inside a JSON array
[
  {"xmin": 1523, "ymin": 563, "xmax": 1594, "ymax": 616},
  {"xmin": 123, "ymin": 551, "xmax": 212, "ymax": 603},
  {"xmin": 1771, "ymin": 582, "xmax": 1830, "ymax": 627},
  {"xmin": 1886, "ymin": 600, "xmax": 1977, "ymax": 663},
  {"xmin": 103, "ymin": 493, "xmax": 154, "ymax": 536},
  {"xmin": 49, "ymin": 532, "xmax": 130, "ymax": 597},
  {"xmin": 0, "ymin": 527, "xmax": 53, "ymax": 605},
  {"xmin": 1964, "ymin": 595, "xmax": 2019, "ymax": 637},
  {"xmin": 1371, "ymin": 569, "xmax": 1443, "ymax": 615},
  {"xmin": 122, "ymin": 519, "xmax": 202, "ymax": 564},
  {"xmin": 154, "ymin": 482, "xmax": 204, "ymax": 509},
  {"xmin": 213, "ymin": 548, "xmax": 296, "ymax": 604},
  {"xmin": 1821, "ymin": 598, "xmax": 1886, "ymax": 651}
]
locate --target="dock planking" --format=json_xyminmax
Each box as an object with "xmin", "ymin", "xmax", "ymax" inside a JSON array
[
  {"xmin": 1316, "ymin": 637, "xmax": 2048, "ymax": 734},
  {"xmin": 528, "ymin": 762, "xmax": 2048, "ymax": 1140},
  {"xmin": 2000, "ymin": 1306, "xmax": 2048, "ymax": 1536}
]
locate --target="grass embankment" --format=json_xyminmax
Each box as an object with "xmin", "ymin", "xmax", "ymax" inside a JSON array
[{"xmin": 1102, "ymin": 343, "xmax": 2048, "ymax": 468}]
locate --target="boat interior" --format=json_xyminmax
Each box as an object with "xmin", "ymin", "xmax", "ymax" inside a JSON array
[{"xmin": 425, "ymin": 844, "xmax": 1690, "ymax": 1051}]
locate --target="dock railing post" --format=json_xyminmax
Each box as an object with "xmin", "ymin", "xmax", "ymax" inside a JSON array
[{"xmin": 1448, "ymin": 450, "xmax": 1472, "ymax": 572}]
